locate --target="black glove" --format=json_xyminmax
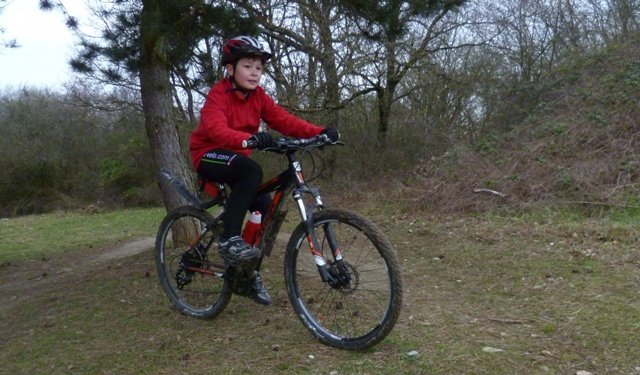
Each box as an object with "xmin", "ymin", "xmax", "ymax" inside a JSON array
[
  {"xmin": 321, "ymin": 127, "xmax": 340, "ymax": 143},
  {"xmin": 248, "ymin": 132, "xmax": 273, "ymax": 149}
]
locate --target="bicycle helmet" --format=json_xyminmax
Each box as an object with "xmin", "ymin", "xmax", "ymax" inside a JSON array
[{"xmin": 220, "ymin": 36, "xmax": 272, "ymax": 67}]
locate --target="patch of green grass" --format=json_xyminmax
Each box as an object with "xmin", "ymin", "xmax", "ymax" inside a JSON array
[
  {"xmin": 0, "ymin": 207, "xmax": 163, "ymax": 263},
  {"xmin": 541, "ymin": 323, "xmax": 556, "ymax": 334}
]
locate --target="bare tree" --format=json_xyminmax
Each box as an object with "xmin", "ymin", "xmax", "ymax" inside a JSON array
[{"xmin": 338, "ymin": 0, "xmax": 467, "ymax": 145}]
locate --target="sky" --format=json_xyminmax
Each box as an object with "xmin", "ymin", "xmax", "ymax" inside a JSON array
[{"xmin": 0, "ymin": 0, "xmax": 89, "ymax": 90}]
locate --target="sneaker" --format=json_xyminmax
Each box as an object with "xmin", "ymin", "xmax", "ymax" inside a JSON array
[
  {"xmin": 249, "ymin": 272, "xmax": 271, "ymax": 306},
  {"xmin": 218, "ymin": 236, "xmax": 260, "ymax": 264}
]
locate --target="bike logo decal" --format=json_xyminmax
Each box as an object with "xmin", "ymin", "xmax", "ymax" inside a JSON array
[
  {"xmin": 334, "ymin": 248, "xmax": 343, "ymax": 260},
  {"xmin": 202, "ymin": 152, "xmax": 237, "ymax": 165},
  {"xmin": 307, "ymin": 235, "xmax": 326, "ymax": 266}
]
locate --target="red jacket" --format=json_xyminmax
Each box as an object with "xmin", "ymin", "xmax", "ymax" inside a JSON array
[{"xmin": 189, "ymin": 78, "xmax": 324, "ymax": 169}]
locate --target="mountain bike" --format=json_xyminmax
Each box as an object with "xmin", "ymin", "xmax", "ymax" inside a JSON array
[{"xmin": 154, "ymin": 134, "xmax": 403, "ymax": 350}]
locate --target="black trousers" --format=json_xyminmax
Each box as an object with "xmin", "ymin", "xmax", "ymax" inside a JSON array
[{"xmin": 197, "ymin": 149, "xmax": 271, "ymax": 239}]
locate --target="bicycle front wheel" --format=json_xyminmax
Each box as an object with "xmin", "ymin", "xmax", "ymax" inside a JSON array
[
  {"xmin": 155, "ymin": 206, "xmax": 231, "ymax": 319},
  {"xmin": 284, "ymin": 208, "xmax": 403, "ymax": 350}
]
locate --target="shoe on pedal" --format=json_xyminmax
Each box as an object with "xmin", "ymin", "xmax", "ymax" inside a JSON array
[
  {"xmin": 249, "ymin": 272, "xmax": 271, "ymax": 306},
  {"xmin": 218, "ymin": 236, "xmax": 260, "ymax": 264}
]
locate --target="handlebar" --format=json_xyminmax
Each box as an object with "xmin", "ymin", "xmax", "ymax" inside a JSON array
[{"xmin": 242, "ymin": 134, "xmax": 341, "ymax": 151}]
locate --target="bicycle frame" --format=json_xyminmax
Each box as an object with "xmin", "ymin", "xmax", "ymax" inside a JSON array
[
  {"xmin": 256, "ymin": 152, "xmax": 321, "ymax": 246},
  {"xmin": 250, "ymin": 139, "xmax": 344, "ymax": 284},
  {"xmin": 161, "ymin": 135, "xmax": 344, "ymax": 285}
]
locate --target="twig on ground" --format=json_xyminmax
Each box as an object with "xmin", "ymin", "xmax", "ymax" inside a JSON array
[
  {"xmin": 488, "ymin": 317, "xmax": 528, "ymax": 324},
  {"xmin": 473, "ymin": 188, "xmax": 506, "ymax": 198}
]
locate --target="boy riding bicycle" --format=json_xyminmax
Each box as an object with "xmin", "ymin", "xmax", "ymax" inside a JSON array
[{"xmin": 189, "ymin": 36, "xmax": 339, "ymax": 305}]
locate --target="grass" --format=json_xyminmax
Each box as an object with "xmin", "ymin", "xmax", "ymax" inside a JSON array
[
  {"xmin": 0, "ymin": 207, "xmax": 163, "ymax": 263},
  {"xmin": 1, "ymin": 206, "xmax": 639, "ymax": 374}
]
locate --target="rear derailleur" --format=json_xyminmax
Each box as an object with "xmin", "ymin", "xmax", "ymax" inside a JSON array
[{"xmin": 175, "ymin": 244, "xmax": 208, "ymax": 289}]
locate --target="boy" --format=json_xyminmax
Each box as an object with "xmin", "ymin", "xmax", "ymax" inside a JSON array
[{"xmin": 189, "ymin": 36, "xmax": 339, "ymax": 305}]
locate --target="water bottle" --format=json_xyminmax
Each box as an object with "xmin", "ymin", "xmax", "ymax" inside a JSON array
[{"xmin": 242, "ymin": 211, "xmax": 262, "ymax": 245}]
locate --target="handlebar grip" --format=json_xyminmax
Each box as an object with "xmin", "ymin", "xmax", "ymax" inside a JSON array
[{"xmin": 242, "ymin": 138, "xmax": 257, "ymax": 149}]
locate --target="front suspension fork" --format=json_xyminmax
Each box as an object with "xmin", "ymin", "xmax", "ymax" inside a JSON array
[{"xmin": 293, "ymin": 190, "xmax": 345, "ymax": 286}]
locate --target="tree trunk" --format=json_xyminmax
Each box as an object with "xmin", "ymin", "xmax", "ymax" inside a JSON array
[
  {"xmin": 377, "ymin": 38, "xmax": 401, "ymax": 147},
  {"xmin": 377, "ymin": 88, "xmax": 390, "ymax": 147},
  {"xmin": 314, "ymin": 1, "xmax": 341, "ymax": 126},
  {"xmin": 140, "ymin": 0, "xmax": 195, "ymax": 212}
]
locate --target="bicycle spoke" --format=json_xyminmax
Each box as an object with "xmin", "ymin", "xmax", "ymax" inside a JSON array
[
  {"xmin": 289, "ymin": 215, "xmax": 397, "ymax": 343},
  {"xmin": 155, "ymin": 206, "xmax": 231, "ymax": 319}
]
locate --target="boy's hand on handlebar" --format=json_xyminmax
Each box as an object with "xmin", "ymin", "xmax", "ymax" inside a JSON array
[
  {"xmin": 247, "ymin": 132, "xmax": 274, "ymax": 149},
  {"xmin": 321, "ymin": 127, "xmax": 340, "ymax": 143}
]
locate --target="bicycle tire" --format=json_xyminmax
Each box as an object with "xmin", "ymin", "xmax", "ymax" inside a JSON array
[
  {"xmin": 155, "ymin": 205, "xmax": 232, "ymax": 319},
  {"xmin": 284, "ymin": 208, "xmax": 403, "ymax": 350}
]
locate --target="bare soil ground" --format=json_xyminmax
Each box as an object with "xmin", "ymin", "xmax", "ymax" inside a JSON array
[
  {"xmin": 0, "ymin": 237, "xmax": 155, "ymax": 316},
  {"xmin": 1, "ymin": 211, "xmax": 639, "ymax": 375}
]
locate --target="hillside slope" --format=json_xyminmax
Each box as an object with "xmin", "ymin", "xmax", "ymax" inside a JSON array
[{"xmin": 414, "ymin": 37, "xmax": 640, "ymax": 211}]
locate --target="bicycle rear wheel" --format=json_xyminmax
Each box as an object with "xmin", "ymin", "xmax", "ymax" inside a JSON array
[
  {"xmin": 155, "ymin": 206, "xmax": 231, "ymax": 319},
  {"xmin": 284, "ymin": 208, "xmax": 403, "ymax": 350}
]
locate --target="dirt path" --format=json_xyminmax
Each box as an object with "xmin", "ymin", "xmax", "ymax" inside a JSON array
[
  {"xmin": 0, "ymin": 233, "xmax": 290, "ymax": 315},
  {"xmin": 0, "ymin": 236, "xmax": 155, "ymax": 315}
]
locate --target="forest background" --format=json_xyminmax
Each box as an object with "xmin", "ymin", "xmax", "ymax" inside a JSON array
[
  {"xmin": 1, "ymin": 1, "xmax": 640, "ymax": 373},
  {"xmin": 1, "ymin": 0, "xmax": 639, "ymax": 217}
]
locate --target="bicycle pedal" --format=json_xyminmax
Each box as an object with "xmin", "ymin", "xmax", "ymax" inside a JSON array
[{"xmin": 220, "ymin": 253, "xmax": 258, "ymax": 268}]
